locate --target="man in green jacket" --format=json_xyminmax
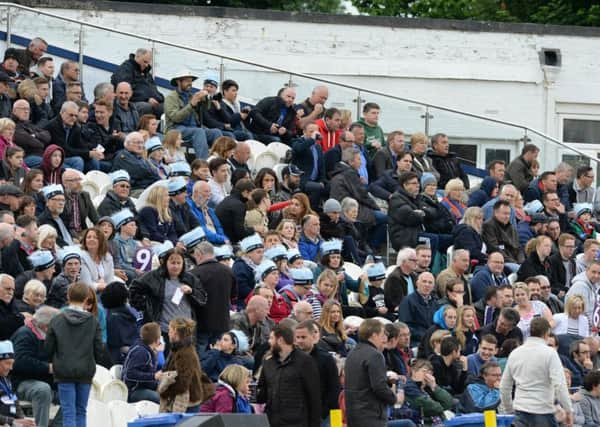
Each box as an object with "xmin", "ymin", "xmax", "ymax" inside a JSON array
[{"xmin": 354, "ymin": 102, "xmax": 386, "ymax": 159}]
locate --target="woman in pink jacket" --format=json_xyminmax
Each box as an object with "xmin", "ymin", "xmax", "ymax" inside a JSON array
[{"xmin": 200, "ymin": 364, "xmax": 253, "ymax": 413}]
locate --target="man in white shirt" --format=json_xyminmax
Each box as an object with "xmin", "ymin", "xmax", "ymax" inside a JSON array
[{"xmin": 500, "ymin": 317, "xmax": 573, "ymax": 427}]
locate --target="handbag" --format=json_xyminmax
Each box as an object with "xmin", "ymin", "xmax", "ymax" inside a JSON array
[{"xmin": 157, "ymin": 370, "xmax": 177, "ymax": 394}]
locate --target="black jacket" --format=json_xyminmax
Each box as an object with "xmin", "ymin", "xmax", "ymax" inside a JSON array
[
  {"xmin": 418, "ymin": 193, "xmax": 455, "ymax": 235},
  {"xmin": 13, "ymin": 115, "xmax": 51, "ymax": 157},
  {"xmin": 428, "ymin": 150, "xmax": 469, "ymax": 190},
  {"xmin": 215, "ymin": 189, "xmax": 255, "ymax": 244},
  {"xmin": 371, "ymin": 146, "xmax": 396, "ymax": 180},
  {"xmin": 0, "ymin": 299, "xmax": 24, "ymax": 341},
  {"xmin": 81, "ymin": 121, "xmax": 123, "ymax": 160},
  {"xmin": 329, "ymin": 162, "xmax": 379, "ymax": 226},
  {"xmin": 38, "ymin": 208, "xmax": 71, "ymax": 247},
  {"xmin": 248, "ymin": 96, "xmax": 296, "ymax": 142},
  {"xmin": 323, "ymin": 144, "xmax": 342, "ymax": 179},
  {"xmin": 477, "ymin": 320, "xmax": 523, "ymax": 348},
  {"xmin": 482, "ymin": 217, "xmax": 524, "ymax": 264},
  {"xmin": 111, "ymin": 149, "xmax": 160, "ymax": 191},
  {"xmin": 169, "ymin": 199, "xmax": 199, "ymax": 237},
  {"xmin": 105, "ymin": 306, "xmax": 139, "ymax": 364},
  {"xmin": 111, "ymin": 54, "xmax": 164, "ymax": 103},
  {"xmin": 309, "ymin": 345, "xmax": 340, "ymax": 419},
  {"xmin": 44, "ymin": 117, "xmax": 90, "ymax": 160},
  {"xmin": 97, "ymin": 190, "xmax": 138, "ymax": 218},
  {"xmin": 429, "ymin": 353, "xmax": 468, "ymax": 395},
  {"xmin": 10, "ymin": 324, "xmax": 53, "ymax": 390},
  {"xmin": 452, "ymin": 223, "xmax": 487, "ymax": 266},
  {"xmin": 291, "ymin": 136, "xmax": 325, "ymax": 186},
  {"xmin": 548, "ymin": 251, "xmax": 576, "ymax": 295},
  {"xmin": 257, "ymin": 348, "xmax": 321, "ymax": 427},
  {"xmin": 388, "ymin": 187, "xmax": 424, "ymax": 251},
  {"xmin": 368, "ymin": 169, "xmax": 399, "ymax": 201},
  {"xmin": 344, "ymin": 341, "xmax": 396, "ymax": 427},
  {"xmin": 45, "ymin": 308, "xmax": 104, "ymax": 383},
  {"xmin": 516, "ymin": 251, "xmax": 551, "ymax": 282},
  {"xmin": 384, "ymin": 266, "xmax": 416, "ymax": 313},
  {"xmin": 129, "ymin": 268, "xmax": 207, "ymax": 325},
  {"xmin": 191, "ymin": 259, "xmax": 237, "ymax": 334}
]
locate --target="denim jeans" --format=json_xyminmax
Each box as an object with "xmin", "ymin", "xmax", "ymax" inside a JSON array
[
  {"xmin": 25, "ymin": 155, "xmax": 42, "ymax": 169},
  {"xmin": 64, "ymin": 156, "xmax": 84, "ymax": 172},
  {"xmin": 85, "ymin": 158, "xmax": 112, "ymax": 173},
  {"xmin": 128, "ymin": 387, "xmax": 159, "ymax": 404},
  {"xmin": 175, "ymin": 125, "xmax": 222, "ymax": 159},
  {"xmin": 58, "ymin": 382, "xmax": 91, "ymax": 427},
  {"xmin": 17, "ymin": 379, "xmax": 62, "ymax": 427},
  {"xmin": 513, "ymin": 411, "xmax": 559, "ymax": 427}
]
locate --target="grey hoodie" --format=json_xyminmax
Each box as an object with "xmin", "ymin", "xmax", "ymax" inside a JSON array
[
  {"xmin": 576, "ymin": 389, "xmax": 600, "ymax": 426},
  {"xmin": 45, "ymin": 307, "xmax": 104, "ymax": 383},
  {"xmin": 565, "ymin": 271, "xmax": 599, "ymax": 327}
]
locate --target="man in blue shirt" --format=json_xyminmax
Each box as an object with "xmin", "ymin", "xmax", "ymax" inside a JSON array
[{"xmin": 187, "ymin": 180, "xmax": 229, "ymax": 245}]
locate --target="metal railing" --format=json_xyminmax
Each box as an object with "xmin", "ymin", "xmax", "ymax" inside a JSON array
[{"xmin": 0, "ymin": 2, "xmax": 596, "ymax": 167}]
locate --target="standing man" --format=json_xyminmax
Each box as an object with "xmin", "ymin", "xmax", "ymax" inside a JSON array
[
  {"xmin": 428, "ymin": 133, "xmax": 469, "ymax": 190},
  {"xmin": 506, "ymin": 144, "xmax": 539, "ymax": 194},
  {"xmin": 345, "ymin": 318, "xmax": 398, "ymax": 427},
  {"xmin": 500, "ymin": 317, "xmax": 573, "ymax": 427},
  {"xmin": 257, "ymin": 323, "xmax": 320, "ymax": 427},
  {"xmin": 15, "ymin": 37, "xmax": 47, "ymax": 75},
  {"xmin": 354, "ymin": 102, "xmax": 385, "ymax": 159}
]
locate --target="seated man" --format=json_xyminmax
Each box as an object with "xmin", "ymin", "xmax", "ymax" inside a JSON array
[
  {"xmin": 430, "ymin": 336, "xmax": 468, "ymax": 395},
  {"xmin": 0, "ymin": 340, "xmax": 36, "ymax": 427},
  {"xmin": 11, "ymin": 306, "xmax": 60, "ymax": 427},
  {"xmin": 14, "ymin": 37, "xmax": 47, "ymax": 75},
  {"xmin": 324, "ymin": 130, "xmax": 355, "ymax": 179},
  {"xmin": 168, "ymin": 177, "xmax": 199, "ymax": 237},
  {"xmin": 470, "ymin": 252, "xmax": 509, "ymax": 302},
  {"xmin": 467, "ymin": 334, "xmax": 498, "ymax": 376},
  {"xmin": 314, "ymin": 107, "xmax": 341, "ymax": 153},
  {"xmin": 111, "ymin": 132, "xmax": 160, "ymax": 193},
  {"xmin": 482, "ymin": 200, "xmax": 524, "ymax": 270},
  {"xmin": 165, "ymin": 71, "xmax": 222, "ymax": 160},
  {"xmin": 214, "ymin": 79, "xmax": 253, "ymax": 141},
  {"xmin": 226, "ymin": 140, "xmax": 251, "ymax": 175},
  {"xmin": 398, "ymin": 272, "xmax": 437, "ymax": 346},
  {"xmin": 371, "ymin": 130, "xmax": 405, "ymax": 180},
  {"xmin": 330, "ymin": 147, "xmax": 387, "ymax": 250},
  {"xmin": 111, "ymin": 49, "xmax": 164, "ymax": 118},
  {"xmin": 477, "ymin": 307, "xmax": 522, "ymax": 348},
  {"xmin": 248, "ymin": 88, "xmax": 296, "ymax": 144},
  {"xmin": 81, "ymin": 99, "xmax": 123, "ymax": 168},
  {"xmin": 11, "ymin": 99, "xmax": 51, "ymax": 169},
  {"xmin": 461, "ymin": 361, "xmax": 502, "ymax": 413},
  {"xmin": 291, "ymin": 122, "xmax": 326, "ymax": 209},
  {"xmin": 112, "ymin": 82, "xmax": 139, "ymax": 135},
  {"xmin": 38, "ymin": 185, "xmax": 74, "ymax": 247},
  {"xmin": 569, "ymin": 339, "xmax": 593, "ymax": 388},
  {"xmin": 230, "ymin": 295, "xmax": 272, "ymax": 363},
  {"xmin": 15, "ymin": 250, "xmax": 55, "ymax": 300},
  {"xmin": 52, "ymin": 60, "xmax": 87, "ymax": 114},
  {"xmin": 97, "ymin": 170, "xmax": 138, "ymax": 217},
  {"xmin": 122, "ymin": 322, "xmax": 162, "ymax": 403},
  {"xmin": 298, "ymin": 214, "xmax": 322, "ymax": 263},
  {"xmin": 187, "ymin": 180, "xmax": 229, "ymax": 245},
  {"xmin": 428, "ymin": 132, "xmax": 469, "ymax": 190},
  {"xmin": 61, "ymin": 169, "xmax": 99, "ymax": 237}
]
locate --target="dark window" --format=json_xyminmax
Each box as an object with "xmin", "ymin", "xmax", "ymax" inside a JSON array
[
  {"xmin": 563, "ymin": 119, "xmax": 600, "ymax": 144},
  {"xmin": 450, "ymin": 144, "xmax": 477, "ymax": 167}
]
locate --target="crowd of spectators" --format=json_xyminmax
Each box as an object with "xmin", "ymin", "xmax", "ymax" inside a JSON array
[{"xmin": 0, "ymin": 36, "xmax": 598, "ymax": 427}]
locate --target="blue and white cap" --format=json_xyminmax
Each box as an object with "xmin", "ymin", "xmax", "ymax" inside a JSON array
[
  {"xmin": 366, "ymin": 262, "xmax": 386, "ymax": 281},
  {"xmin": 57, "ymin": 245, "xmax": 81, "ymax": 263},
  {"xmin": 179, "ymin": 227, "xmax": 207, "ymax": 251},
  {"xmin": 28, "ymin": 250, "xmax": 55, "ymax": 271},
  {"xmin": 109, "ymin": 169, "xmax": 130, "ymax": 185},
  {"xmin": 153, "ymin": 240, "xmax": 174, "ymax": 259},
  {"xmin": 42, "ymin": 184, "xmax": 64, "ymax": 200},
  {"xmin": 229, "ymin": 329, "xmax": 249, "ymax": 353},
  {"xmin": 320, "ymin": 239, "xmax": 342, "ymax": 256},
  {"xmin": 255, "ymin": 260, "xmax": 277, "ymax": 281},
  {"xmin": 0, "ymin": 340, "xmax": 14, "ymax": 360},
  {"xmin": 167, "ymin": 176, "xmax": 187, "ymax": 196},
  {"xmin": 145, "ymin": 137, "xmax": 163, "ymax": 154},
  {"xmin": 290, "ymin": 267, "xmax": 313, "ymax": 286},
  {"xmin": 264, "ymin": 244, "xmax": 287, "ymax": 262},
  {"xmin": 214, "ymin": 245, "xmax": 234, "ymax": 261},
  {"xmin": 169, "ymin": 161, "xmax": 191, "ymax": 178},
  {"xmin": 287, "ymin": 248, "xmax": 303, "ymax": 264},
  {"xmin": 575, "ymin": 203, "xmax": 593, "ymax": 218},
  {"xmin": 203, "ymin": 74, "xmax": 219, "ymax": 88},
  {"xmin": 524, "ymin": 199, "xmax": 544, "ymax": 215},
  {"xmin": 111, "ymin": 209, "xmax": 136, "ymax": 230},
  {"xmin": 240, "ymin": 233, "xmax": 263, "ymax": 253}
]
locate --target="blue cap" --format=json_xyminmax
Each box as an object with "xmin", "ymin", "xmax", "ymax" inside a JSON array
[
  {"xmin": 144, "ymin": 137, "xmax": 163, "ymax": 154},
  {"xmin": 57, "ymin": 245, "xmax": 81, "ymax": 263},
  {"xmin": 575, "ymin": 203, "xmax": 593, "ymax": 218},
  {"xmin": 420, "ymin": 172, "xmax": 437, "ymax": 189},
  {"xmin": 524, "ymin": 200, "xmax": 544, "ymax": 215},
  {"xmin": 255, "ymin": 260, "xmax": 277, "ymax": 281},
  {"xmin": 214, "ymin": 245, "xmax": 234, "ymax": 261},
  {"xmin": 290, "ymin": 267, "xmax": 313, "ymax": 286},
  {"xmin": 321, "ymin": 240, "xmax": 342, "ymax": 256},
  {"xmin": 366, "ymin": 262, "xmax": 386, "ymax": 281},
  {"xmin": 169, "ymin": 162, "xmax": 191, "ymax": 178},
  {"xmin": 240, "ymin": 234, "xmax": 264, "ymax": 253},
  {"xmin": 42, "ymin": 184, "xmax": 64, "ymax": 200},
  {"xmin": 167, "ymin": 177, "xmax": 187, "ymax": 196},
  {"xmin": 287, "ymin": 248, "xmax": 303, "ymax": 263},
  {"xmin": 109, "ymin": 169, "xmax": 130, "ymax": 184},
  {"xmin": 229, "ymin": 329, "xmax": 249, "ymax": 353},
  {"xmin": 153, "ymin": 241, "xmax": 174, "ymax": 259},
  {"xmin": 28, "ymin": 250, "xmax": 55, "ymax": 271},
  {"xmin": 0, "ymin": 341, "xmax": 14, "ymax": 360},
  {"xmin": 179, "ymin": 227, "xmax": 207, "ymax": 251},
  {"xmin": 264, "ymin": 244, "xmax": 287, "ymax": 262},
  {"xmin": 111, "ymin": 209, "xmax": 136, "ymax": 230}
]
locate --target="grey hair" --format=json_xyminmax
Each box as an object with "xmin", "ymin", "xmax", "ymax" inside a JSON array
[
  {"xmin": 535, "ymin": 274, "xmax": 550, "ymax": 287},
  {"xmin": 499, "ymin": 184, "xmax": 517, "ymax": 196},
  {"xmin": 93, "ymin": 82, "xmax": 114, "ymax": 100},
  {"xmin": 135, "ymin": 48, "xmax": 151, "ymax": 58},
  {"xmin": 395, "ymin": 321, "xmax": 410, "ymax": 331},
  {"xmin": 124, "ymin": 131, "xmax": 144, "ymax": 147},
  {"xmin": 24, "ymin": 279, "xmax": 46, "ymax": 298},
  {"xmin": 0, "ymin": 223, "xmax": 14, "ymax": 241},
  {"xmin": 60, "ymin": 101, "xmax": 79, "ymax": 114},
  {"xmin": 341, "ymin": 147, "xmax": 360, "ymax": 163},
  {"xmin": 340, "ymin": 197, "xmax": 358, "ymax": 214},
  {"xmin": 452, "ymin": 248, "xmax": 469, "ymax": 261},
  {"xmin": 33, "ymin": 306, "xmax": 59, "ymax": 328},
  {"xmin": 196, "ymin": 241, "xmax": 214, "ymax": 256},
  {"xmin": 59, "ymin": 60, "xmax": 77, "ymax": 75},
  {"xmin": 396, "ymin": 247, "xmax": 416, "ymax": 266},
  {"xmin": 30, "ymin": 37, "xmax": 48, "ymax": 47},
  {"xmin": 0, "ymin": 274, "xmax": 13, "ymax": 285}
]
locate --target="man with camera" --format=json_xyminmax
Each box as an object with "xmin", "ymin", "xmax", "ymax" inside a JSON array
[
  {"xmin": 290, "ymin": 122, "xmax": 326, "ymax": 209},
  {"xmin": 248, "ymin": 87, "xmax": 297, "ymax": 144},
  {"xmin": 164, "ymin": 71, "xmax": 223, "ymax": 160}
]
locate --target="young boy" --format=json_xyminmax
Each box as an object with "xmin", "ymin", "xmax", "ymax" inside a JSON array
[
  {"xmin": 355, "ymin": 102, "xmax": 385, "ymax": 158},
  {"xmin": 362, "ymin": 263, "xmax": 393, "ymax": 320},
  {"xmin": 45, "ymin": 281, "xmax": 104, "ymax": 427}
]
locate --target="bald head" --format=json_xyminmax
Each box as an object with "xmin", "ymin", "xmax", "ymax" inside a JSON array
[
  {"xmin": 62, "ymin": 169, "xmax": 82, "ymax": 192},
  {"xmin": 246, "ymin": 295, "xmax": 269, "ymax": 323},
  {"xmin": 233, "ymin": 141, "xmax": 250, "ymax": 164},
  {"xmin": 310, "ymin": 85, "xmax": 328, "ymax": 106},
  {"xmin": 12, "ymin": 99, "xmax": 30, "ymax": 121},
  {"xmin": 116, "ymin": 81, "xmax": 132, "ymax": 106},
  {"xmin": 293, "ymin": 301, "xmax": 314, "ymax": 322},
  {"xmin": 280, "ymin": 87, "xmax": 296, "ymax": 107},
  {"xmin": 192, "ymin": 180, "xmax": 211, "ymax": 206},
  {"xmin": 416, "ymin": 271, "xmax": 435, "ymax": 296}
]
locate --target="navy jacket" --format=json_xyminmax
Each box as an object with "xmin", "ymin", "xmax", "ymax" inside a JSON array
[
  {"xmin": 232, "ymin": 258, "xmax": 255, "ymax": 309},
  {"xmin": 122, "ymin": 340, "xmax": 159, "ymax": 392},
  {"xmin": 324, "ymin": 144, "xmax": 342, "ymax": 179},
  {"xmin": 248, "ymin": 96, "xmax": 296, "ymax": 142},
  {"xmin": 138, "ymin": 206, "xmax": 177, "ymax": 244},
  {"xmin": 452, "ymin": 223, "xmax": 487, "ymax": 266},
  {"xmin": 398, "ymin": 291, "xmax": 437, "ymax": 347},
  {"xmin": 468, "ymin": 177, "xmax": 497, "ymax": 207},
  {"xmin": 291, "ymin": 136, "xmax": 325, "ymax": 186},
  {"xmin": 10, "ymin": 325, "xmax": 53, "ymax": 390},
  {"xmin": 368, "ymin": 170, "xmax": 399, "ymax": 201},
  {"xmin": 470, "ymin": 266, "xmax": 509, "ymax": 302},
  {"xmin": 111, "ymin": 149, "xmax": 160, "ymax": 190}
]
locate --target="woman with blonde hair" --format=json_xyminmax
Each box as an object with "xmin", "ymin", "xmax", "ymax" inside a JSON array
[
  {"xmin": 454, "ymin": 305, "xmax": 479, "ymax": 355},
  {"xmin": 200, "ymin": 364, "xmax": 252, "ymax": 413},
  {"xmin": 516, "ymin": 235, "xmax": 552, "ymax": 282},
  {"xmin": 553, "ymin": 294, "xmax": 590, "ymax": 337},
  {"xmin": 452, "ymin": 206, "xmax": 487, "ymax": 266},
  {"xmin": 37, "ymin": 224, "xmax": 59, "ymax": 255},
  {"xmin": 15, "ymin": 279, "xmax": 46, "ymax": 314},
  {"xmin": 138, "ymin": 185, "xmax": 177, "ymax": 244},
  {"xmin": 441, "ymin": 178, "xmax": 467, "ymax": 223},
  {"xmin": 514, "ymin": 282, "xmax": 554, "ymax": 338},
  {"xmin": 410, "ymin": 132, "xmax": 439, "ymax": 179},
  {"xmin": 162, "ymin": 129, "xmax": 186, "ymax": 164},
  {"xmin": 0, "ymin": 117, "xmax": 16, "ymax": 160},
  {"xmin": 305, "ymin": 269, "xmax": 339, "ymax": 320},
  {"xmin": 318, "ymin": 299, "xmax": 354, "ymax": 356}
]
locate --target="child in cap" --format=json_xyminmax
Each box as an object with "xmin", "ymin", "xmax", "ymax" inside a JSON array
[
  {"xmin": 361, "ymin": 263, "xmax": 394, "ymax": 320},
  {"xmin": 111, "ymin": 209, "xmax": 142, "ymax": 282},
  {"xmin": 570, "ymin": 203, "xmax": 597, "ymax": 243}
]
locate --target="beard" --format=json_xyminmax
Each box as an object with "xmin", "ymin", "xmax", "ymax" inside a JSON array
[
  {"xmin": 271, "ymin": 342, "xmax": 282, "ymax": 358},
  {"xmin": 287, "ymin": 180, "xmax": 299, "ymax": 191}
]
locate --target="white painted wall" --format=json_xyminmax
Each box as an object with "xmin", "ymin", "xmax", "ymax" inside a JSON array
[{"xmin": 4, "ymin": 4, "xmax": 600, "ymax": 168}]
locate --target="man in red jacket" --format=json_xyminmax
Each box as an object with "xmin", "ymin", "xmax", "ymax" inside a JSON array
[{"xmin": 315, "ymin": 107, "xmax": 342, "ymax": 153}]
